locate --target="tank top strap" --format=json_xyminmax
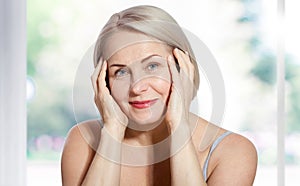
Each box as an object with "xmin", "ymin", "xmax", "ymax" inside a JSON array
[
  {"xmin": 97, "ymin": 119, "xmax": 104, "ymax": 128},
  {"xmin": 202, "ymin": 131, "xmax": 232, "ymax": 181}
]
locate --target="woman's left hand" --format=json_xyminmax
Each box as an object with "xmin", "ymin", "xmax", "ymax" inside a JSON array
[{"xmin": 165, "ymin": 48, "xmax": 196, "ymax": 132}]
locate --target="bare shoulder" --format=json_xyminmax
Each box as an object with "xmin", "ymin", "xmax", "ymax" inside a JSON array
[
  {"xmin": 61, "ymin": 119, "xmax": 101, "ymax": 185},
  {"xmin": 207, "ymin": 131, "xmax": 258, "ymax": 185},
  {"xmin": 63, "ymin": 119, "xmax": 101, "ymax": 151}
]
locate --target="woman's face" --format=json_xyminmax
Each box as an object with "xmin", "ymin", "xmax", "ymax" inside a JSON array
[{"xmin": 107, "ymin": 41, "xmax": 172, "ymax": 128}]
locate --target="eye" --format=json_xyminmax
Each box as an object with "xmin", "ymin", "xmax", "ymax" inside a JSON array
[
  {"xmin": 115, "ymin": 68, "xmax": 129, "ymax": 77},
  {"xmin": 146, "ymin": 63, "xmax": 159, "ymax": 71}
]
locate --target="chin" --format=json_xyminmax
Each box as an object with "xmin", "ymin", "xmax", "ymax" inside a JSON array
[{"xmin": 126, "ymin": 111, "xmax": 166, "ymax": 131}]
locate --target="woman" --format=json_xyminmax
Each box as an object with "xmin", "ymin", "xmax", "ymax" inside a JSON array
[{"xmin": 61, "ymin": 5, "xmax": 257, "ymax": 185}]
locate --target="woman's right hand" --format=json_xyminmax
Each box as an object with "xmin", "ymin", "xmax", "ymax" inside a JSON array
[{"xmin": 91, "ymin": 58, "xmax": 128, "ymax": 140}]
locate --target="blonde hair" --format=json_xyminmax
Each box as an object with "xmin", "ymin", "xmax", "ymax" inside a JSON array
[{"xmin": 94, "ymin": 5, "xmax": 200, "ymax": 90}]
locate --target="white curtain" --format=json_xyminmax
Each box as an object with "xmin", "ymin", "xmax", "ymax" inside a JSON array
[{"xmin": 0, "ymin": 0, "xmax": 27, "ymax": 185}]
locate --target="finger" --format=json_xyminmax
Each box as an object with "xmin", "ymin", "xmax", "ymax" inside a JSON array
[
  {"xmin": 167, "ymin": 55, "xmax": 181, "ymax": 85},
  {"xmin": 99, "ymin": 60, "xmax": 107, "ymax": 80},
  {"xmin": 173, "ymin": 50, "xmax": 196, "ymax": 105},
  {"xmin": 91, "ymin": 58, "xmax": 103, "ymax": 95},
  {"xmin": 173, "ymin": 48, "xmax": 194, "ymax": 82},
  {"xmin": 167, "ymin": 55, "xmax": 184, "ymax": 112},
  {"xmin": 183, "ymin": 51, "xmax": 195, "ymax": 81},
  {"xmin": 97, "ymin": 60, "xmax": 109, "ymax": 97},
  {"xmin": 173, "ymin": 48, "xmax": 189, "ymax": 74}
]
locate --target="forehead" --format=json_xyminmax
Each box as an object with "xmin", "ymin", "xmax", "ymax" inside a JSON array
[
  {"xmin": 103, "ymin": 30, "xmax": 171, "ymax": 62},
  {"xmin": 108, "ymin": 41, "xmax": 171, "ymax": 64}
]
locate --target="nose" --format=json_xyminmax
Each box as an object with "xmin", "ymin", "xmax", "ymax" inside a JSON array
[
  {"xmin": 129, "ymin": 64, "xmax": 151, "ymax": 95},
  {"xmin": 130, "ymin": 77, "xmax": 149, "ymax": 95}
]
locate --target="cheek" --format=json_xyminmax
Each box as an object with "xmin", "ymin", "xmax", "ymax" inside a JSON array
[
  {"xmin": 159, "ymin": 69, "xmax": 172, "ymax": 98},
  {"xmin": 152, "ymin": 79, "xmax": 171, "ymax": 99},
  {"xmin": 110, "ymin": 78, "xmax": 130, "ymax": 103},
  {"xmin": 150, "ymin": 68, "xmax": 171, "ymax": 99}
]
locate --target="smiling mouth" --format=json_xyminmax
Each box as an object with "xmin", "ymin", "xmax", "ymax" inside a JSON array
[{"xmin": 129, "ymin": 99, "xmax": 158, "ymax": 109}]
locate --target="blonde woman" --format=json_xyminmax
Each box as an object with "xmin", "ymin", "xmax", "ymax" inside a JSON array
[{"xmin": 61, "ymin": 5, "xmax": 257, "ymax": 185}]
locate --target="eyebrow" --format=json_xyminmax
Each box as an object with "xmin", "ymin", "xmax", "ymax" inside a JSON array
[{"xmin": 109, "ymin": 54, "xmax": 163, "ymax": 68}]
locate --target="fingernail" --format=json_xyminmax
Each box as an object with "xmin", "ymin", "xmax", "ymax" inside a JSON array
[{"xmin": 174, "ymin": 48, "xmax": 181, "ymax": 54}]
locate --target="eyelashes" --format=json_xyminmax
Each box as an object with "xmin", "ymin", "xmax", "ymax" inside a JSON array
[
  {"xmin": 113, "ymin": 62, "xmax": 163, "ymax": 78},
  {"xmin": 146, "ymin": 62, "xmax": 159, "ymax": 71},
  {"xmin": 115, "ymin": 68, "xmax": 129, "ymax": 77}
]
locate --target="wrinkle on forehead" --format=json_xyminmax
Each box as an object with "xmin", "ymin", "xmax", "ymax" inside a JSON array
[
  {"xmin": 108, "ymin": 44, "xmax": 172, "ymax": 67},
  {"xmin": 103, "ymin": 30, "xmax": 164, "ymax": 60}
]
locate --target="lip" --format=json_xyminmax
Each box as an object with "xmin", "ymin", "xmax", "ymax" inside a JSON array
[{"xmin": 129, "ymin": 99, "xmax": 158, "ymax": 109}]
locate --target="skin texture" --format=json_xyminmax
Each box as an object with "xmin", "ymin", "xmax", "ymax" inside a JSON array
[
  {"xmin": 61, "ymin": 41, "xmax": 258, "ymax": 186},
  {"xmin": 108, "ymin": 42, "xmax": 172, "ymax": 130}
]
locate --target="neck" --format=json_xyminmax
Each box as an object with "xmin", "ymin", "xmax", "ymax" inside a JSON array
[{"xmin": 123, "ymin": 119, "xmax": 170, "ymax": 146}]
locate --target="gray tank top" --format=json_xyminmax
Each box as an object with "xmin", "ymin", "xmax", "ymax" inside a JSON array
[{"xmin": 202, "ymin": 131, "xmax": 232, "ymax": 181}]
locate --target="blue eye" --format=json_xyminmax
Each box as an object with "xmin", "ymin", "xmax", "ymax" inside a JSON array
[
  {"xmin": 115, "ymin": 68, "xmax": 129, "ymax": 77},
  {"xmin": 147, "ymin": 63, "xmax": 159, "ymax": 71}
]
